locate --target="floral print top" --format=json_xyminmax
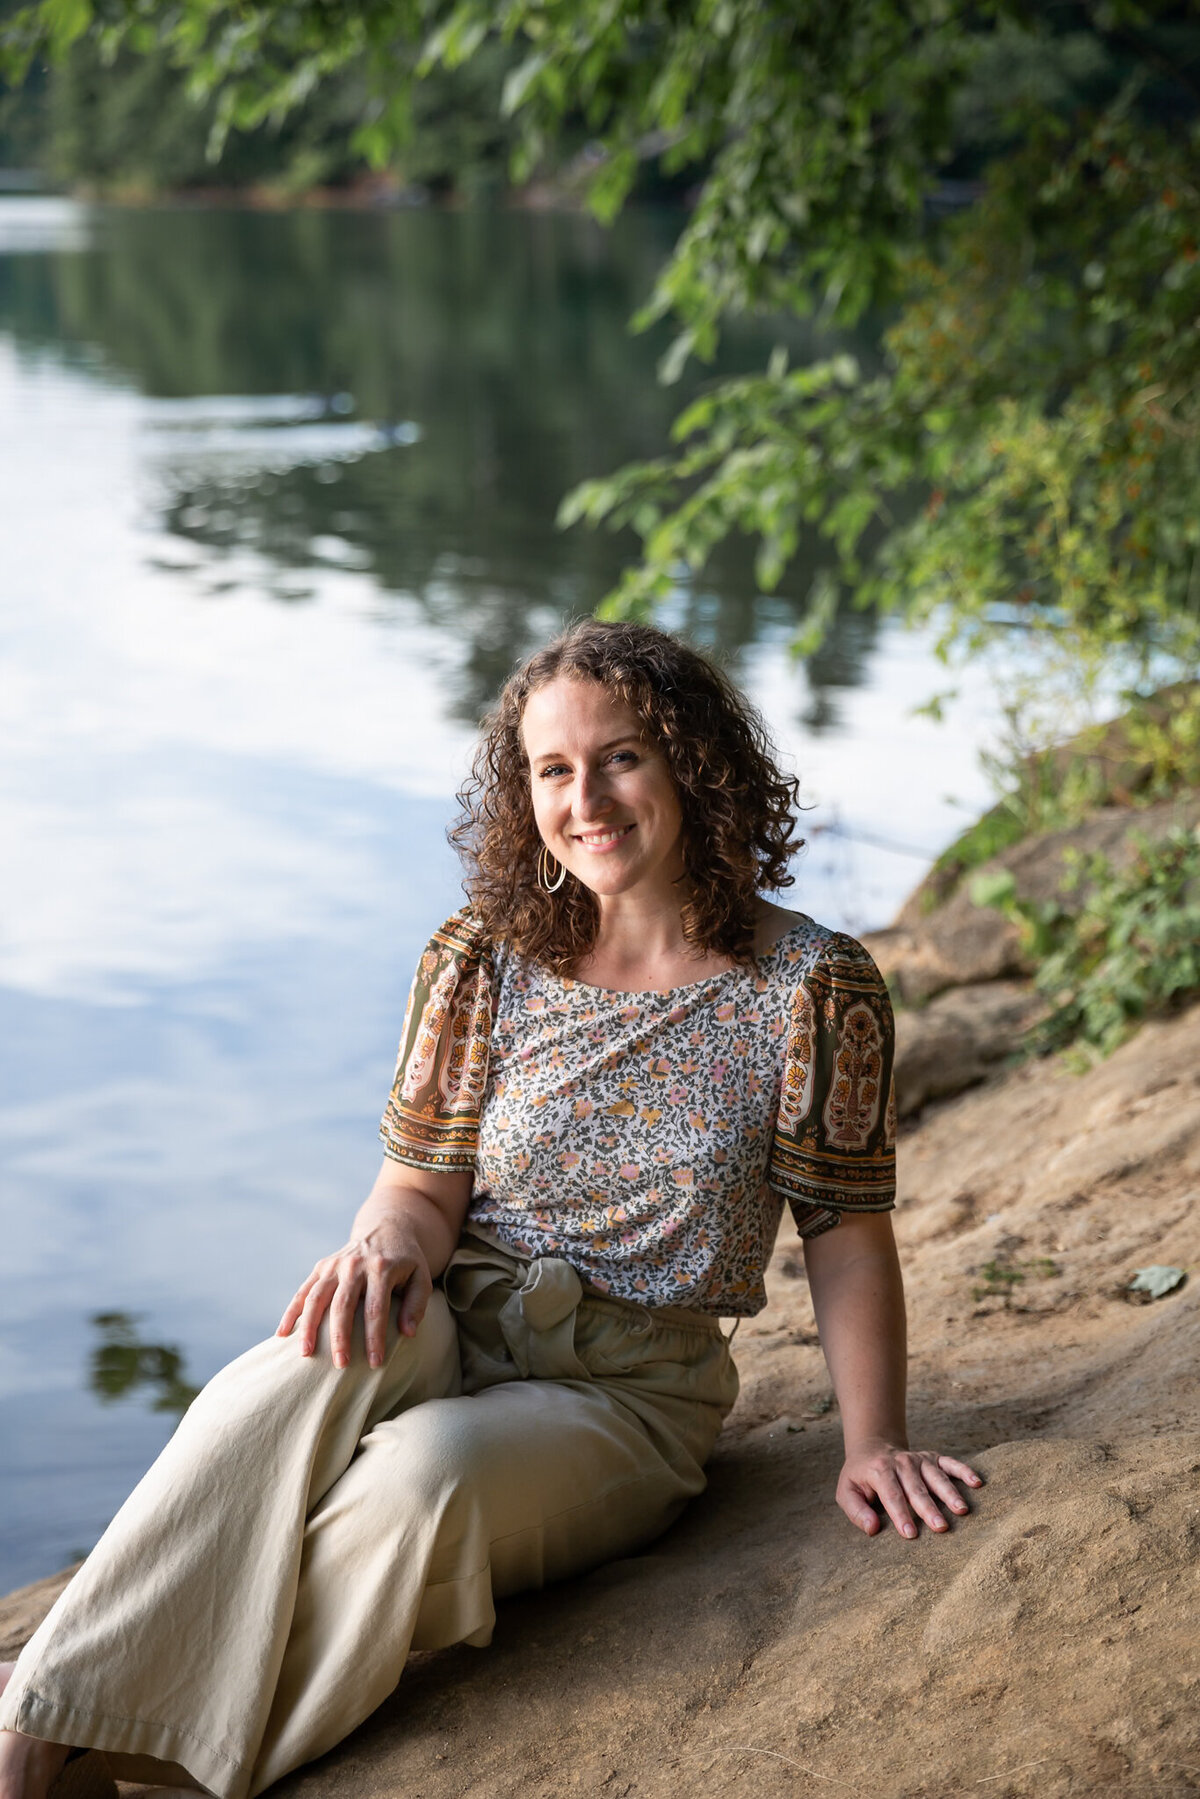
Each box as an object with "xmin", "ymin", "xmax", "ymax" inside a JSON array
[{"xmin": 380, "ymin": 907, "xmax": 896, "ymax": 1317}]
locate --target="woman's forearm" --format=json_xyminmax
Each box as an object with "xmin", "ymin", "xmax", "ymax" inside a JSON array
[
  {"xmin": 803, "ymin": 1211, "xmax": 982, "ymax": 1538},
  {"xmin": 803, "ymin": 1211, "xmax": 908, "ymax": 1451}
]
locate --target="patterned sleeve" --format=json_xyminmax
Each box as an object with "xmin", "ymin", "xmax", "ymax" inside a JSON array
[
  {"xmin": 378, "ymin": 908, "xmax": 497, "ymax": 1174},
  {"xmin": 767, "ymin": 933, "xmax": 898, "ymax": 1238}
]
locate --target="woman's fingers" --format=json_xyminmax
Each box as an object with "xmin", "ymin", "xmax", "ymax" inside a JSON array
[
  {"xmin": 363, "ymin": 1258, "xmax": 401, "ymax": 1368},
  {"xmin": 328, "ymin": 1264, "xmax": 367, "ymax": 1369},
  {"xmin": 837, "ymin": 1480, "xmax": 884, "ymax": 1536},
  {"xmin": 398, "ymin": 1258, "xmax": 433, "ymax": 1338},
  {"xmin": 277, "ymin": 1270, "xmax": 320, "ymax": 1337},
  {"xmin": 283, "ymin": 1240, "xmax": 433, "ymax": 1367},
  {"xmin": 297, "ymin": 1272, "xmax": 339, "ymax": 1357},
  {"xmin": 896, "ymin": 1457, "xmax": 955, "ymax": 1533},
  {"xmin": 870, "ymin": 1467, "xmax": 918, "ymax": 1540},
  {"xmin": 937, "ymin": 1453, "xmax": 984, "ymax": 1488},
  {"xmin": 922, "ymin": 1460, "xmax": 972, "ymax": 1515},
  {"xmin": 840, "ymin": 1448, "xmax": 981, "ymax": 1539}
]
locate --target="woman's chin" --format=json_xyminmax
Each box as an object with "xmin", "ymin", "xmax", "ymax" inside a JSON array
[
  {"xmin": 570, "ymin": 864, "xmax": 673, "ymax": 904},
  {"xmin": 569, "ymin": 873, "xmax": 625, "ymax": 900}
]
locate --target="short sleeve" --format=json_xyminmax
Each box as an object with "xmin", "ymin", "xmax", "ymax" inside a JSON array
[
  {"xmin": 378, "ymin": 908, "xmax": 496, "ymax": 1174},
  {"xmin": 767, "ymin": 933, "xmax": 897, "ymax": 1239}
]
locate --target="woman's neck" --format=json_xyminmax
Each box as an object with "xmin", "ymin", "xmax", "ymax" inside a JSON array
[
  {"xmin": 576, "ymin": 892, "xmax": 726, "ymax": 993},
  {"xmin": 570, "ymin": 895, "xmax": 800, "ymax": 993}
]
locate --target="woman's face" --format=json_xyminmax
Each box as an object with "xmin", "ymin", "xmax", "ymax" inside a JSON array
[{"xmin": 520, "ymin": 676, "xmax": 686, "ymax": 905}]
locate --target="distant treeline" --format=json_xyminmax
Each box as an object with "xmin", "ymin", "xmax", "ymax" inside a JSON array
[
  {"xmin": 6, "ymin": 5, "xmax": 1196, "ymax": 214},
  {"xmin": 0, "ymin": 12, "xmax": 520, "ymax": 197},
  {"xmin": 0, "ymin": 6, "xmax": 703, "ymax": 201}
]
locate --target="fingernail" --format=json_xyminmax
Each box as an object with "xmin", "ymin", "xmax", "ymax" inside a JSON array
[
  {"xmin": 904, "ymin": 1524, "xmax": 917, "ymax": 1538},
  {"xmin": 369, "ymin": 1352, "xmax": 381, "ymax": 1368},
  {"xmin": 334, "ymin": 1353, "xmax": 347, "ymax": 1370}
]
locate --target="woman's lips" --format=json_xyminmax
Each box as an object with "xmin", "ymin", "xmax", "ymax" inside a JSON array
[{"xmin": 572, "ymin": 822, "xmax": 636, "ymax": 852}]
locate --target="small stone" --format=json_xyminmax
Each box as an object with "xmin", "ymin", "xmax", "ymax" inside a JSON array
[{"xmin": 1126, "ymin": 1266, "xmax": 1187, "ymax": 1302}]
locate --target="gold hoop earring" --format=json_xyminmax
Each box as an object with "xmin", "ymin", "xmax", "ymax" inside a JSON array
[{"xmin": 537, "ymin": 845, "xmax": 567, "ymax": 893}]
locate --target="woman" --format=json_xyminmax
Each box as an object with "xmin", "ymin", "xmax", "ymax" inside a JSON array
[{"xmin": 0, "ymin": 620, "xmax": 981, "ymax": 1799}]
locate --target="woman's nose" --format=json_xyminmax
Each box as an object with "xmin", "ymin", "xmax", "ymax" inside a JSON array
[{"xmin": 573, "ymin": 767, "xmax": 613, "ymax": 816}]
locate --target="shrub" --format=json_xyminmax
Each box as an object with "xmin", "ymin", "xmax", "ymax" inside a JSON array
[{"xmin": 972, "ymin": 825, "xmax": 1200, "ymax": 1059}]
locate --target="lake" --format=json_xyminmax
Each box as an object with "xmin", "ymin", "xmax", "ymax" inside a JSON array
[{"xmin": 0, "ymin": 196, "xmax": 1002, "ymax": 1592}]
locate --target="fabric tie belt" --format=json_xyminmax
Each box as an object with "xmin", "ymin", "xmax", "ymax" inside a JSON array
[{"xmin": 443, "ymin": 1235, "xmax": 602, "ymax": 1384}]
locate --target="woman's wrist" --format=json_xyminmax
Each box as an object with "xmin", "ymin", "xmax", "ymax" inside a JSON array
[
  {"xmin": 353, "ymin": 1202, "xmax": 424, "ymax": 1246},
  {"xmin": 352, "ymin": 1187, "xmax": 456, "ymax": 1276},
  {"xmin": 842, "ymin": 1428, "xmax": 910, "ymax": 1458}
]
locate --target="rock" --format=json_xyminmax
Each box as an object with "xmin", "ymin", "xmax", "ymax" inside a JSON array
[
  {"xmin": 1126, "ymin": 1265, "xmax": 1187, "ymax": 1303},
  {"xmin": 0, "ymin": 1564, "xmax": 77, "ymax": 1663},
  {"xmin": 892, "ymin": 981, "xmax": 1045, "ymax": 1118},
  {"xmin": 895, "ymin": 792, "xmax": 1200, "ymax": 937},
  {"xmin": 908, "ymin": 680, "xmax": 1200, "ymax": 916},
  {"xmin": 864, "ymin": 915, "xmax": 1027, "ymax": 1006},
  {"xmin": 866, "ymin": 793, "xmax": 1200, "ymax": 1006}
]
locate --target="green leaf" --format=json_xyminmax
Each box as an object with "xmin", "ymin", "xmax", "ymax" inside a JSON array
[
  {"xmin": 43, "ymin": 0, "xmax": 91, "ymax": 54},
  {"xmin": 658, "ymin": 330, "xmax": 696, "ymax": 387},
  {"xmin": 501, "ymin": 50, "xmax": 546, "ymax": 117}
]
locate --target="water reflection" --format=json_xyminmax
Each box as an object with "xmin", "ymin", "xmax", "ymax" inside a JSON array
[
  {"xmin": 90, "ymin": 1313, "xmax": 199, "ymax": 1416},
  {"xmin": 0, "ymin": 203, "xmax": 882, "ymax": 727}
]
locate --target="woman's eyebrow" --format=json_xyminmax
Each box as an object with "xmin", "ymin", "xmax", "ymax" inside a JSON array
[{"xmin": 532, "ymin": 734, "xmax": 642, "ymax": 763}]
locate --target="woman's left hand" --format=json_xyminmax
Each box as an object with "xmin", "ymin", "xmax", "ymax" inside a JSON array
[{"xmin": 837, "ymin": 1439, "xmax": 983, "ymax": 1539}]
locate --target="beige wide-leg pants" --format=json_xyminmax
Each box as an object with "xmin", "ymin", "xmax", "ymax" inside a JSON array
[{"xmin": 0, "ymin": 1234, "xmax": 738, "ymax": 1799}]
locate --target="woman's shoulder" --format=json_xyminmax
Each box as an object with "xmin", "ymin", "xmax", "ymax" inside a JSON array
[
  {"xmin": 754, "ymin": 898, "xmax": 809, "ymax": 958},
  {"xmin": 427, "ymin": 903, "xmax": 490, "ymax": 950},
  {"xmin": 409, "ymin": 904, "xmax": 499, "ymax": 986},
  {"xmin": 755, "ymin": 902, "xmax": 888, "ymax": 989}
]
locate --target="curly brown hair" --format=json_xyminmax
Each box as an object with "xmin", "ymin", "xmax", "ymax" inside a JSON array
[{"xmin": 449, "ymin": 619, "xmax": 804, "ymax": 974}]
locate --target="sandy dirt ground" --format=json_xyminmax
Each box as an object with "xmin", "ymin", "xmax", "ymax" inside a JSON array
[{"xmin": 4, "ymin": 1002, "xmax": 1198, "ymax": 1798}]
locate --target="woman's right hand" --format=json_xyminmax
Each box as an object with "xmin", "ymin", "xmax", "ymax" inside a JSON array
[
  {"xmin": 277, "ymin": 1225, "xmax": 432, "ymax": 1369},
  {"xmin": 276, "ymin": 1161, "xmax": 473, "ymax": 1369}
]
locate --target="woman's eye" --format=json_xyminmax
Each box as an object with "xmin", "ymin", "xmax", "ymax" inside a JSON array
[{"xmin": 536, "ymin": 750, "xmax": 637, "ymax": 779}]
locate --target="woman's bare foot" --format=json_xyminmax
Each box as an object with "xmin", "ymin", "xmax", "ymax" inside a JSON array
[{"xmin": 0, "ymin": 1671, "xmax": 72, "ymax": 1799}]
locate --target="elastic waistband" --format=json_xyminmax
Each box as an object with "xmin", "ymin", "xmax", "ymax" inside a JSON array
[{"xmin": 583, "ymin": 1284, "xmax": 725, "ymax": 1337}]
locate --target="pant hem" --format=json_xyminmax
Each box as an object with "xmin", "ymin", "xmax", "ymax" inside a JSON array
[{"xmin": 13, "ymin": 1684, "xmax": 246, "ymax": 1799}]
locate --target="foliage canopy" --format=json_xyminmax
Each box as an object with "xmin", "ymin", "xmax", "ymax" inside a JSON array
[{"xmin": 4, "ymin": 0, "xmax": 1200, "ymax": 675}]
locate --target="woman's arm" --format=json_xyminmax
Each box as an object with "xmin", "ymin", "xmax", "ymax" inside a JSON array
[
  {"xmin": 276, "ymin": 1159, "xmax": 473, "ymax": 1370},
  {"xmin": 804, "ymin": 1210, "xmax": 982, "ymax": 1538}
]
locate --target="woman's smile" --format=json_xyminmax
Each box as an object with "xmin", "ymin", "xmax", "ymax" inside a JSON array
[{"xmin": 574, "ymin": 823, "xmax": 636, "ymax": 850}]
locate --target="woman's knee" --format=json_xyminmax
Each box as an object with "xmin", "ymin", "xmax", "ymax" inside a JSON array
[
  {"xmin": 200, "ymin": 1293, "xmax": 455, "ymax": 1406},
  {"xmin": 186, "ymin": 1322, "xmax": 334, "ymax": 1414}
]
